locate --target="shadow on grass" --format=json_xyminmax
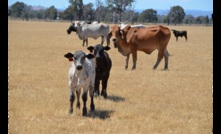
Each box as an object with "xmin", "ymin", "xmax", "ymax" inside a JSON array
[
  {"xmin": 106, "ymin": 95, "xmax": 125, "ymax": 102},
  {"xmin": 88, "ymin": 109, "xmax": 114, "ymax": 120}
]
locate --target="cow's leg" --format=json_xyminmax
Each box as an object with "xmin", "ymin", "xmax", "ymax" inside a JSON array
[
  {"xmin": 106, "ymin": 36, "xmax": 110, "ymax": 46},
  {"xmin": 125, "ymin": 54, "xmax": 130, "ymax": 69},
  {"xmin": 86, "ymin": 38, "xmax": 88, "ymax": 46},
  {"xmin": 82, "ymin": 91, "xmax": 88, "ymax": 116},
  {"xmin": 185, "ymin": 35, "xmax": 187, "ymax": 41},
  {"xmin": 131, "ymin": 51, "xmax": 137, "ymax": 70},
  {"xmin": 69, "ymin": 90, "xmax": 75, "ymax": 115},
  {"xmin": 94, "ymin": 77, "xmax": 100, "ymax": 97},
  {"xmin": 82, "ymin": 40, "xmax": 85, "ymax": 46},
  {"xmin": 76, "ymin": 90, "xmax": 81, "ymax": 109},
  {"xmin": 101, "ymin": 73, "xmax": 110, "ymax": 99},
  {"xmin": 101, "ymin": 36, "xmax": 104, "ymax": 45},
  {"xmin": 164, "ymin": 49, "xmax": 169, "ymax": 70},
  {"xmin": 153, "ymin": 50, "xmax": 164, "ymax": 70},
  {"xmin": 176, "ymin": 37, "xmax": 178, "ymax": 41},
  {"xmin": 89, "ymin": 85, "xmax": 95, "ymax": 112}
]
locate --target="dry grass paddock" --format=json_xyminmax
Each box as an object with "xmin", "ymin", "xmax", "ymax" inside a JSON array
[{"xmin": 8, "ymin": 20, "xmax": 212, "ymax": 134}]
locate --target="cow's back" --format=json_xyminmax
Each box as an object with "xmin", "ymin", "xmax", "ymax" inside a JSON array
[
  {"xmin": 82, "ymin": 23, "xmax": 109, "ymax": 35},
  {"xmin": 126, "ymin": 25, "xmax": 171, "ymax": 53},
  {"xmin": 96, "ymin": 52, "xmax": 112, "ymax": 79}
]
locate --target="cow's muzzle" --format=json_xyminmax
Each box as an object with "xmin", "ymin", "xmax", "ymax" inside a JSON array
[
  {"xmin": 76, "ymin": 65, "xmax": 83, "ymax": 70},
  {"xmin": 67, "ymin": 29, "xmax": 71, "ymax": 34}
]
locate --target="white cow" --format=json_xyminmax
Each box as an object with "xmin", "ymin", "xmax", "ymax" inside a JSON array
[
  {"xmin": 118, "ymin": 20, "xmax": 146, "ymax": 29},
  {"xmin": 76, "ymin": 22, "xmax": 110, "ymax": 47},
  {"xmin": 64, "ymin": 50, "xmax": 96, "ymax": 116}
]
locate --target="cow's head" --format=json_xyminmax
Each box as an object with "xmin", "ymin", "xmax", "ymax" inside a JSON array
[
  {"xmin": 67, "ymin": 23, "xmax": 77, "ymax": 34},
  {"xmin": 87, "ymin": 44, "xmax": 110, "ymax": 62},
  {"xmin": 64, "ymin": 50, "xmax": 94, "ymax": 70},
  {"xmin": 109, "ymin": 25, "xmax": 126, "ymax": 48}
]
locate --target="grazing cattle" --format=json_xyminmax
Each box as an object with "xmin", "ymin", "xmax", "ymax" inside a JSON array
[
  {"xmin": 109, "ymin": 25, "xmax": 171, "ymax": 70},
  {"xmin": 67, "ymin": 22, "xmax": 110, "ymax": 47},
  {"xmin": 171, "ymin": 29, "xmax": 187, "ymax": 41},
  {"xmin": 64, "ymin": 50, "xmax": 96, "ymax": 116},
  {"xmin": 87, "ymin": 44, "xmax": 112, "ymax": 98}
]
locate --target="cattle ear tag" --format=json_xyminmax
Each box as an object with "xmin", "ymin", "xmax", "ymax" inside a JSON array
[{"xmin": 68, "ymin": 57, "xmax": 73, "ymax": 61}]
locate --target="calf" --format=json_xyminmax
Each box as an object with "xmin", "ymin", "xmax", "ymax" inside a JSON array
[
  {"xmin": 171, "ymin": 29, "xmax": 187, "ymax": 41},
  {"xmin": 87, "ymin": 44, "xmax": 112, "ymax": 98},
  {"xmin": 64, "ymin": 50, "xmax": 95, "ymax": 116}
]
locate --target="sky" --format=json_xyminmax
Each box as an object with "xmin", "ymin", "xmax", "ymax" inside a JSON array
[{"xmin": 8, "ymin": 0, "xmax": 213, "ymax": 11}]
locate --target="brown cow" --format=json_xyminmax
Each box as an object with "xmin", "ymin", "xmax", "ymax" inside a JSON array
[{"xmin": 109, "ymin": 25, "xmax": 171, "ymax": 70}]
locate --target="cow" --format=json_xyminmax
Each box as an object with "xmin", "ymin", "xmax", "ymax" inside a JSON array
[
  {"xmin": 118, "ymin": 20, "xmax": 146, "ymax": 29},
  {"xmin": 171, "ymin": 29, "xmax": 187, "ymax": 41},
  {"xmin": 109, "ymin": 25, "xmax": 171, "ymax": 70},
  {"xmin": 87, "ymin": 44, "xmax": 112, "ymax": 99},
  {"xmin": 64, "ymin": 50, "xmax": 96, "ymax": 116},
  {"xmin": 67, "ymin": 22, "xmax": 110, "ymax": 47}
]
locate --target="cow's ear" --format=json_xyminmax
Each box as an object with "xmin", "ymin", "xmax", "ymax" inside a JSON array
[
  {"xmin": 104, "ymin": 46, "xmax": 111, "ymax": 51},
  {"xmin": 64, "ymin": 53, "xmax": 73, "ymax": 58},
  {"xmin": 87, "ymin": 46, "xmax": 94, "ymax": 53},
  {"xmin": 126, "ymin": 29, "xmax": 135, "ymax": 43},
  {"xmin": 86, "ymin": 54, "xmax": 95, "ymax": 59},
  {"xmin": 64, "ymin": 52, "xmax": 74, "ymax": 61}
]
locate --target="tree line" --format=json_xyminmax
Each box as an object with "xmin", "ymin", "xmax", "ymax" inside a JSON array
[{"xmin": 8, "ymin": 0, "xmax": 212, "ymax": 25}]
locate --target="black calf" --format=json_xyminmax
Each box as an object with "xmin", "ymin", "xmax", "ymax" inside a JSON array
[
  {"xmin": 87, "ymin": 44, "xmax": 112, "ymax": 99},
  {"xmin": 171, "ymin": 29, "xmax": 187, "ymax": 41}
]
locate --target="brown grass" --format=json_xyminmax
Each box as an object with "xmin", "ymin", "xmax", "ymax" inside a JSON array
[{"xmin": 8, "ymin": 20, "xmax": 212, "ymax": 134}]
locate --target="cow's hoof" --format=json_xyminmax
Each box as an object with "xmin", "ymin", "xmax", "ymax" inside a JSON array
[
  {"xmin": 82, "ymin": 107, "xmax": 87, "ymax": 116},
  {"xmin": 68, "ymin": 109, "xmax": 73, "ymax": 115},
  {"xmin": 76, "ymin": 102, "xmax": 80, "ymax": 109},
  {"xmin": 103, "ymin": 92, "xmax": 107, "ymax": 99}
]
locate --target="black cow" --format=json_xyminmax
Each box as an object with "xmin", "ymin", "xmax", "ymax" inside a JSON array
[
  {"xmin": 87, "ymin": 44, "xmax": 112, "ymax": 99},
  {"xmin": 171, "ymin": 29, "xmax": 187, "ymax": 41}
]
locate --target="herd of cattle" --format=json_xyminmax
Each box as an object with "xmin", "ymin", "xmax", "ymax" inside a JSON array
[{"xmin": 65, "ymin": 21, "xmax": 188, "ymax": 116}]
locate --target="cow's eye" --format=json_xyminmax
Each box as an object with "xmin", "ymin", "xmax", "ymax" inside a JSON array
[{"xmin": 81, "ymin": 56, "xmax": 85, "ymax": 61}]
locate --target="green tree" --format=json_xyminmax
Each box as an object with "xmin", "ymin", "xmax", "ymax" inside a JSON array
[
  {"xmin": 69, "ymin": 0, "xmax": 84, "ymax": 20},
  {"xmin": 10, "ymin": 2, "xmax": 26, "ymax": 18},
  {"xmin": 139, "ymin": 9, "xmax": 158, "ymax": 23},
  {"xmin": 44, "ymin": 6, "xmax": 57, "ymax": 20},
  {"xmin": 95, "ymin": 0, "xmax": 103, "ymax": 22},
  {"xmin": 8, "ymin": 8, "xmax": 12, "ymax": 16},
  {"xmin": 83, "ymin": 3, "xmax": 95, "ymax": 21},
  {"xmin": 195, "ymin": 16, "xmax": 204, "ymax": 24},
  {"xmin": 183, "ymin": 15, "xmax": 195, "ymax": 25},
  {"xmin": 105, "ymin": 0, "xmax": 135, "ymax": 23},
  {"xmin": 168, "ymin": 5, "xmax": 185, "ymax": 25},
  {"xmin": 21, "ymin": 5, "xmax": 32, "ymax": 20},
  {"xmin": 204, "ymin": 15, "xmax": 209, "ymax": 25},
  {"xmin": 157, "ymin": 15, "xmax": 167, "ymax": 23},
  {"xmin": 59, "ymin": 6, "xmax": 75, "ymax": 20}
]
